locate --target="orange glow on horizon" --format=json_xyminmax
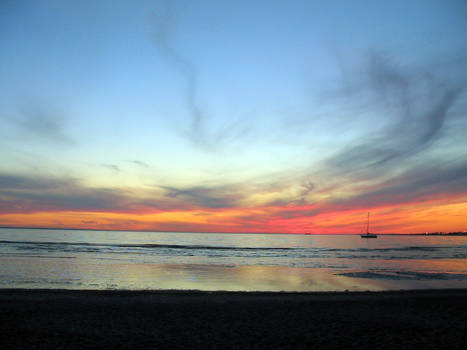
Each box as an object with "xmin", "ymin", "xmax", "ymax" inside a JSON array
[{"xmin": 1, "ymin": 195, "xmax": 466, "ymax": 234}]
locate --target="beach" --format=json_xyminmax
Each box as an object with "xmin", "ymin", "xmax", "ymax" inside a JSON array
[{"xmin": 1, "ymin": 289, "xmax": 466, "ymax": 349}]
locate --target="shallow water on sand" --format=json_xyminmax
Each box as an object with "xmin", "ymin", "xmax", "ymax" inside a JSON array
[{"xmin": 0, "ymin": 228, "xmax": 466, "ymax": 291}]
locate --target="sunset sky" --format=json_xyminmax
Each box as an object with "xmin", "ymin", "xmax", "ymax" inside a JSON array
[{"xmin": 1, "ymin": 0, "xmax": 466, "ymax": 233}]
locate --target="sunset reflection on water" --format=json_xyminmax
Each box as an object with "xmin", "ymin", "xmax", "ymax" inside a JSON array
[{"xmin": 0, "ymin": 229, "xmax": 466, "ymax": 291}]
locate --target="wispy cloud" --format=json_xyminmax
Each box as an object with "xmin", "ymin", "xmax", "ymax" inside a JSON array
[
  {"xmin": 1, "ymin": 166, "xmax": 466, "ymax": 233},
  {"xmin": 335, "ymin": 159, "xmax": 467, "ymax": 209},
  {"xmin": 0, "ymin": 173, "xmax": 242, "ymax": 214},
  {"xmin": 0, "ymin": 173, "xmax": 75, "ymax": 191},
  {"xmin": 129, "ymin": 160, "xmax": 149, "ymax": 167},
  {"xmin": 0, "ymin": 173, "xmax": 144, "ymax": 214},
  {"xmin": 151, "ymin": 5, "xmax": 246, "ymax": 150},
  {"xmin": 323, "ymin": 52, "xmax": 466, "ymax": 179},
  {"xmin": 100, "ymin": 163, "xmax": 121, "ymax": 172},
  {"xmin": 12, "ymin": 100, "xmax": 73, "ymax": 145},
  {"xmin": 160, "ymin": 184, "xmax": 243, "ymax": 209},
  {"xmin": 0, "ymin": 174, "xmax": 128, "ymax": 213},
  {"xmin": 263, "ymin": 158, "xmax": 467, "ymax": 222}
]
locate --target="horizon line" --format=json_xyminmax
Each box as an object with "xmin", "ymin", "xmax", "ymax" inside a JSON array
[{"xmin": 1, "ymin": 226, "xmax": 464, "ymax": 236}]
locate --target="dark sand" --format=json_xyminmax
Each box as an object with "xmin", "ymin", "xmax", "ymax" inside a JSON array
[{"xmin": 1, "ymin": 289, "xmax": 466, "ymax": 349}]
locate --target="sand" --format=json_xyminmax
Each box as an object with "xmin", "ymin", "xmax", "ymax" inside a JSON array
[{"xmin": 0, "ymin": 289, "xmax": 466, "ymax": 349}]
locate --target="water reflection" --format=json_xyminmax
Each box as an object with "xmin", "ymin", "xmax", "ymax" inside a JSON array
[
  {"xmin": 1, "ymin": 257, "xmax": 466, "ymax": 292},
  {"xmin": 1, "ymin": 229, "xmax": 466, "ymax": 291}
]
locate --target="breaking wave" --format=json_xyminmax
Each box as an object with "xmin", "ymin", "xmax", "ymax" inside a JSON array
[{"xmin": 0, "ymin": 240, "xmax": 465, "ymax": 260}]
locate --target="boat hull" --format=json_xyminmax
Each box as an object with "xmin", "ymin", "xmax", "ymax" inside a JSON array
[{"xmin": 361, "ymin": 234, "xmax": 378, "ymax": 238}]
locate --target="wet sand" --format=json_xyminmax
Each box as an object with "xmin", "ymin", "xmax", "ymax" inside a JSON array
[{"xmin": 1, "ymin": 289, "xmax": 466, "ymax": 349}]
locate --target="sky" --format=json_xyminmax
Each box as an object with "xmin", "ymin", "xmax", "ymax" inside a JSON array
[{"xmin": 0, "ymin": 0, "xmax": 466, "ymax": 233}]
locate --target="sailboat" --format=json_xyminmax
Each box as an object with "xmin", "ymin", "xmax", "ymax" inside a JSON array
[{"xmin": 361, "ymin": 212, "xmax": 377, "ymax": 238}]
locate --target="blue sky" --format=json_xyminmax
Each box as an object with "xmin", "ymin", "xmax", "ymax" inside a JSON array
[{"xmin": 0, "ymin": 0, "xmax": 466, "ymax": 232}]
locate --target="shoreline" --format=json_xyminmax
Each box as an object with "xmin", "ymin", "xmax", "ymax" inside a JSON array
[
  {"xmin": 3, "ymin": 226, "xmax": 466, "ymax": 235},
  {"xmin": 1, "ymin": 287, "xmax": 466, "ymax": 295},
  {"xmin": 1, "ymin": 288, "xmax": 466, "ymax": 349}
]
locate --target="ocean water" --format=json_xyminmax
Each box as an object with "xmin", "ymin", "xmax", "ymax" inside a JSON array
[{"xmin": 0, "ymin": 228, "xmax": 466, "ymax": 291}]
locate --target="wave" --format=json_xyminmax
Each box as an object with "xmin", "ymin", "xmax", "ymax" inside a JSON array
[
  {"xmin": 337, "ymin": 271, "xmax": 467, "ymax": 280},
  {"xmin": 0, "ymin": 240, "xmax": 295, "ymax": 251},
  {"xmin": 1, "ymin": 240, "xmax": 462, "ymax": 251},
  {"xmin": 1, "ymin": 240, "xmax": 465, "ymax": 260},
  {"xmin": 325, "ymin": 246, "xmax": 458, "ymax": 252}
]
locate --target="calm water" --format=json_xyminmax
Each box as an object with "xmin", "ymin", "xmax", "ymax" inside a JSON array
[{"xmin": 0, "ymin": 228, "xmax": 466, "ymax": 291}]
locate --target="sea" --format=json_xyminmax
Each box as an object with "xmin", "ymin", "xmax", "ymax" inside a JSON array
[{"xmin": 0, "ymin": 228, "xmax": 466, "ymax": 292}]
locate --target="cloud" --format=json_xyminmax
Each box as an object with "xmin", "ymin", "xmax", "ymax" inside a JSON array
[
  {"xmin": 100, "ymin": 163, "xmax": 120, "ymax": 172},
  {"xmin": 0, "ymin": 187, "xmax": 128, "ymax": 214},
  {"xmin": 323, "ymin": 52, "xmax": 466, "ymax": 178},
  {"xmin": 267, "ymin": 159, "xmax": 467, "ymax": 221},
  {"xmin": 335, "ymin": 159, "xmax": 467, "ymax": 209},
  {"xmin": 151, "ymin": 5, "xmax": 246, "ymax": 150},
  {"xmin": 0, "ymin": 173, "xmax": 75, "ymax": 191},
  {"xmin": 0, "ymin": 173, "xmax": 149, "ymax": 214},
  {"xmin": 0, "ymin": 173, "xmax": 243, "ymax": 215},
  {"xmin": 160, "ymin": 184, "xmax": 243, "ymax": 209},
  {"xmin": 259, "ymin": 50, "xmax": 467, "ymax": 217},
  {"xmin": 12, "ymin": 100, "xmax": 73, "ymax": 144},
  {"xmin": 277, "ymin": 51, "xmax": 467, "ymax": 214},
  {"xmin": 129, "ymin": 160, "xmax": 149, "ymax": 167},
  {"xmin": 1, "ymin": 163, "xmax": 466, "ymax": 233}
]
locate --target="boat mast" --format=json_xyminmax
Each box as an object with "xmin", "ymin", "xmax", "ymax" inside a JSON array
[{"xmin": 366, "ymin": 212, "xmax": 370, "ymax": 235}]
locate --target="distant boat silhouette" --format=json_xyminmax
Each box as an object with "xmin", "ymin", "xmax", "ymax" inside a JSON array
[{"xmin": 361, "ymin": 212, "xmax": 377, "ymax": 238}]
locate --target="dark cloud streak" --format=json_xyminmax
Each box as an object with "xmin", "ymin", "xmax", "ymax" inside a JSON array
[
  {"xmin": 0, "ymin": 174, "xmax": 130, "ymax": 213},
  {"xmin": 323, "ymin": 52, "xmax": 466, "ymax": 178},
  {"xmin": 10, "ymin": 101, "xmax": 73, "ymax": 145},
  {"xmin": 129, "ymin": 160, "xmax": 149, "ymax": 167},
  {"xmin": 160, "ymin": 185, "xmax": 242, "ymax": 209},
  {"xmin": 151, "ymin": 5, "xmax": 245, "ymax": 150},
  {"xmin": 100, "ymin": 163, "xmax": 120, "ymax": 172},
  {"xmin": 340, "ymin": 160, "xmax": 467, "ymax": 209},
  {"xmin": 0, "ymin": 173, "xmax": 243, "ymax": 214},
  {"xmin": 0, "ymin": 174, "xmax": 75, "ymax": 191}
]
